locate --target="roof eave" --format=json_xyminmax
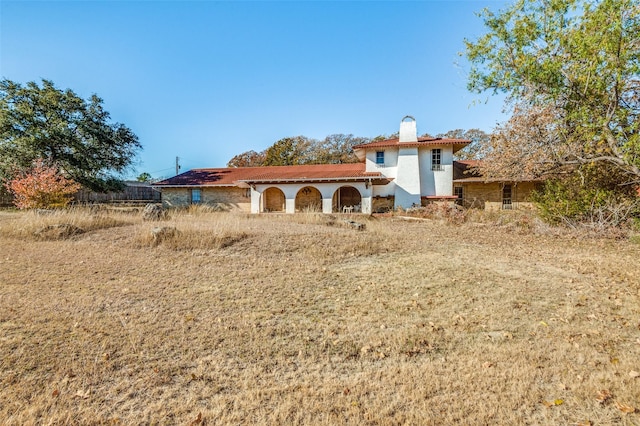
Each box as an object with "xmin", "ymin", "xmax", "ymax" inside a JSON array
[
  {"xmin": 152, "ymin": 183, "xmax": 239, "ymax": 188},
  {"xmin": 238, "ymin": 176, "xmax": 391, "ymax": 185}
]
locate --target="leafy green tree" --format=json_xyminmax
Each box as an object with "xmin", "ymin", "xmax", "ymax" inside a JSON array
[
  {"xmin": 263, "ymin": 136, "xmax": 313, "ymax": 166},
  {"xmin": 465, "ymin": 0, "xmax": 640, "ymax": 183},
  {"xmin": 533, "ymin": 163, "xmax": 640, "ymax": 227},
  {"xmin": 0, "ymin": 79, "xmax": 141, "ymax": 191},
  {"xmin": 136, "ymin": 172, "xmax": 153, "ymax": 182}
]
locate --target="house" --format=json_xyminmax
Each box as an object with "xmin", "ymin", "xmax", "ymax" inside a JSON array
[
  {"xmin": 453, "ymin": 160, "xmax": 542, "ymax": 210},
  {"xmin": 153, "ymin": 116, "xmax": 538, "ymax": 213}
]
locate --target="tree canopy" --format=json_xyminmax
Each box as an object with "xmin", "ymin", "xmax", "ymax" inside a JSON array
[
  {"xmin": 0, "ymin": 79, "xmax": 141, "ymax": 191},
  {"xmin": 263, "ymin": 136, "xmax": 313, "ymax": 166},
  {"xmin": 227, "ymin": 130, "xmax": 488, "ymax": 168},
  {"xmin": 464, "ymin": 0, "xmax": 640, "ymax": 184},
  {"xmin": 227, "ymin": 134, "xmax": 369, "ymax": 167},
  {"xmin": 227, "ymin": 150, "xmax": 267, "ymax": 168},
  {"xmin": 438, "ymin": 129, "xmax": 491, "ymax": 160}
]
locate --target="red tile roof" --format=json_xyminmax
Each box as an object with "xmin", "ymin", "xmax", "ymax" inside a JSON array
[
  {"xmin": 153, "ymin": 163, "xmax": 389, "ymax": 187},
  {"xmin": 354, "ymin": 136, "xmax": 471, "ymax": 153}
]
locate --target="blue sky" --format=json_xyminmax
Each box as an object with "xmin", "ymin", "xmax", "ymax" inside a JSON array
[{"xmin": 1, "ymin": 0, "xmax": 509, "ymax": 179}]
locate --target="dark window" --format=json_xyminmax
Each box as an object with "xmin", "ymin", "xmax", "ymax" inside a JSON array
[
  {"xmin": 454, "ymin": 186, "xmax": 463, "ymax": 205},
  {"xmin": 432, "ymin": 149, "xmax": 443, "ymax": 171},
  {"xmin": 376, "ymin": 151, "xmax": 384, "ymax": 165},
  {"xmin": 502, "ymin": 184, "xmax": 512, "ymax": 209},
  {"xmin": 191, "ymin": 188, "xmax": 201, "ymax": 204}
]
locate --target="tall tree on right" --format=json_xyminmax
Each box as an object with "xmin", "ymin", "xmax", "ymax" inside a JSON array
[{"xmin": 465, "ymin": 0, "xmax": 640, "ymax": 184}]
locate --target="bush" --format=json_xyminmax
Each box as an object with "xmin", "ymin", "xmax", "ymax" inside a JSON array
[
  {"xmin": 4, "ymin": 159, "xmax": 81, "ymax": 209},
  {"xmin": 534, "ymin": 166, "xmax": 640, "ymax": 229}
]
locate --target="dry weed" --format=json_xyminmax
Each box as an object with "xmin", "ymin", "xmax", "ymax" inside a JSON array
[
  {"xmin": 1, "ymin": 209, "xmax": 639, "ymax": 424},
  {"xmin": 0, "ymin": 207, "xmax": 133, "ymax": 240}
]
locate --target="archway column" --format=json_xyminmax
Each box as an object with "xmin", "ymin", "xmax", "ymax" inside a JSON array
[
  {"xmin": 322, "ymin": 198, "xmax": 333, "ymax": 213},
  {"xmin": 250, "ymin": 187, "xmax": 261, "ymax": 213},
  {"xmin": 285, "ymin": 198, "xmax": 296, "ymax": 214},
  {"xmin": 252, "ymin": 182, "xmax": 372, "ymax": 214},
  {"xmin": 361, "ymin": 194, "xmax": 372, "ymax": 214}
]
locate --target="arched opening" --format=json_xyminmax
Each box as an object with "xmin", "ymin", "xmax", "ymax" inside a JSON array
[
  {"xmin": 295, "ymin": 186, "xmax": 322, "ymax": 212},
  {"xmin": 332, "ymin": 186, "xmax": 362, "ymax": 213},
  {"xmin": 263, "ymin": 187, "xmax": 285, "ymax": 212}
]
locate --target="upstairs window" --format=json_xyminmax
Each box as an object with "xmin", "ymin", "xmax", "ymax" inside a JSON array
[
  {"xmin": 376, "ymin": 151, "xmax": 385, "ymax": 165},
  {"xmin": 432, "ymin": 149, "xmax": 443, "ymax": 171},
  {"xmin": 191, "ymin": 188, "xmax": 201, "ymax": 204}
]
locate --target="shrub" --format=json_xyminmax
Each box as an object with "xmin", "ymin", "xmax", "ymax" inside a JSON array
[
  {"xmin": 4, "ymin": 159, "xmax": 81, "ymax": 209},
  {"xmin": 534, "ymin": 166, "xmax": 640, "ymax": 229}
]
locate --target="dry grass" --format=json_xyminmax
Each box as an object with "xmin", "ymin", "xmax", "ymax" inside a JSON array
[
  {"xmin": 0, "ymin": 207, "xmax": 134, "ymax": 240},
  {"xmin": 1, "ymin": 208, "xmax": 639, "ymax": 425}
]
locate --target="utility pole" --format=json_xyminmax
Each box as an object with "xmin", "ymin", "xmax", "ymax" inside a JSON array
[{"xmin": 175, "ymin": 156, "xmax": 181, "ymax": 176}]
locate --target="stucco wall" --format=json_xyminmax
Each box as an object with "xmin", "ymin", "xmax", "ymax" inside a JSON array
[
  {"xmin": 395, "ymin": 146, "xmax": 421, "ymax": 208},
  {"xmin": 161, "ymin": 187, "xmax": 251, "ymax": 211},
  {"xmin": 418, "ymin": 146, "xmax": 453, "ymax": 197},
  {"xmin": 365, "ymin": 148, "xmax": 398, "ymax": 172},
  {"xmin": 365, "ymin": 149, "xmax": 398, "ymax": 199}
]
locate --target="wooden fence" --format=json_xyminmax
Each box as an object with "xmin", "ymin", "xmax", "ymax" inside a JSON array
[
  {"xmin": 1, "ymin": 182, "xmax": 161, "ymax": 206},
  {"xmin": 74, "ymin": 182, "xmax": 161, "ymax": 204}
]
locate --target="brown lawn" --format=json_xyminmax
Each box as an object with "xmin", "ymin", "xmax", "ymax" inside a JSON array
[{"xmin": 0, "ymin": 208, "xmax": 639, "ymax": 425}]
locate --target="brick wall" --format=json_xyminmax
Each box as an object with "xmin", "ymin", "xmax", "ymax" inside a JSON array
[
  {"xmin": 161, "ymin": 188, "xmax": 191, "ymax": 206},
  {"xmin": 295, "ymin": 187, "xmax": 322, "ymax": 212},
  {"xmin": 161, "ymin": 187, "xmax": 251, "ymax": 211},
  {"xmin": 457, "ymin": 181, "xmax": 538, "ymax": 210},
  {"xmin": 264, "ymin": 187, "xmax": 285, "ymax": 212}
]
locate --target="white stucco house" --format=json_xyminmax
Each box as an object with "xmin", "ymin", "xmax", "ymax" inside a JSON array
[{"xmin": 153, "ymin": 116, "xmax": 537, "ymax": 213}]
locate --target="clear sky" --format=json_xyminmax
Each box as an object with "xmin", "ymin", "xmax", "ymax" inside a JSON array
[{"xmin": 1, "ymin": 0, "xmax": 509, "ymax": 179}]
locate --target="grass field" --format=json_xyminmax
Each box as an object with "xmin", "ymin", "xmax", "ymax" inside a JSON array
[{"xmin": 0, "ymin": 208, "xmax": 639, "ymax": 425}]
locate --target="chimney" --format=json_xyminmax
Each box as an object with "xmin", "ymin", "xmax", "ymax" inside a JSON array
[{"xmin": 399, "ymin": 115, "xmax": 417, "ymax": 143}]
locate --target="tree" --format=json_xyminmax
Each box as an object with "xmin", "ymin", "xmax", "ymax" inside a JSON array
[
  {"xmin": 263, "ymin": 136, "xmax": 313, "ymax": 166},
  {"xmin": 0, "ymin": 79, "xmax": 141, "ymax": 191},
  {"xmin": 465, "ymin": 0, "xmax": 640, "ymax": 184},
  {"xmin": 438, "ymin": 129, "xmax": 491, "ymax": 160},
  {"xmin": 5, "ymin": 158, "xmax": 81, "ymax": 209},
  {"xmin": 136, "ymin": 172, "xmax": 153, "ymax": 182},
  {"xmin": 307, "ymin": 134, "xmax": 369, "ymax": 164},
  {"xmin": 227, "ymin": 150, "xmax": 267, "ymax": 167}
]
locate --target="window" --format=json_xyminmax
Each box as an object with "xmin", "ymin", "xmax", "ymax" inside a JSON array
[
  {"xmin": 432, "ymin": 149, "xmax": 443, "ymax": 171},
  {"xmin": 454, "ymin": 186, "xmax": 463, "ymax": 206},
  {"xmin": 502, "ymin": 184, "xmax": 512, "ymax": 210},
  {"xmin": 191, "ymin": 188, "xmax": 201, "ymax": 204},
  {"xmin": 376, "ymin": 151, "xmax": 385, "ymax": 165}
]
